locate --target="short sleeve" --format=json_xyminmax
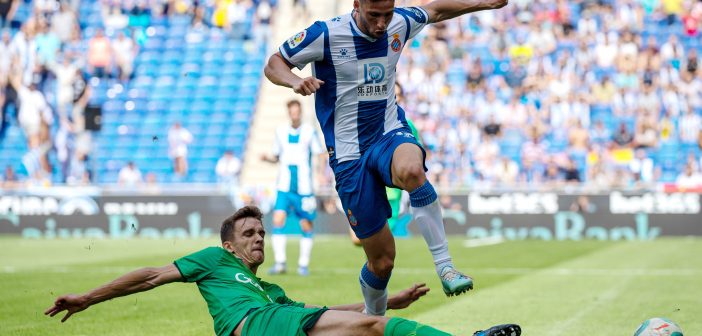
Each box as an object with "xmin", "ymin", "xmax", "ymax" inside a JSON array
[
  {"xmin": 394, "ymin": 7, "xmax": 429, "ymax": 40},
  {"xmin": 173, "ymin": 247, "xmax": 222, "ymax": 283},
  {"xmin": 310, "ymin": 129, "xmax": 324, "ymax": 155},
  {"xmin": 279, "ymin": 21, "xmax": 327, "ymax": 70}
]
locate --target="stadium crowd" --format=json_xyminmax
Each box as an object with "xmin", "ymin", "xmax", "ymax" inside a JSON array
[
  {"xmin": 393, "ymin": 0, "xmax": 702, "ymax": 191},
  {"xmin": 0, "ymin": 0, "xmax": 274, "ymax": 188},
  {"xmin": 2, "ymin": 0, "xmax": 702, "ymax": 192}
]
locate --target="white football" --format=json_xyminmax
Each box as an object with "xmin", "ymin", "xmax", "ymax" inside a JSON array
[{"xmin": 634, "ymin": 318, "xmax": 683, "ymax": 336}]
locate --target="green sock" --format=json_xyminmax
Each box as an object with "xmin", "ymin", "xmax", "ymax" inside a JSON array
[{"xmin": 384, "ymin": 317, "xmax": 453, "ymax": 336}]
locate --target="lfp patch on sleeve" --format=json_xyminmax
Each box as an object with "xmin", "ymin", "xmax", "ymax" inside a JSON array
[{"xmin": 287, "ymin": 30, "xmax": 307, "ymax": 49}]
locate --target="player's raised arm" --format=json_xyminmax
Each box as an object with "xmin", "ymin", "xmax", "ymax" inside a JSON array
[
  {"xmin": 45, "ymin": 264, "xmax": 183, "ymax": 322},
  {"xmin": 318, "ymin": 283, "xmax": 430, "ymax": 312},
  {"xmin": 422, "ymin": 0, "xmax": 508, "ymax": 23}
]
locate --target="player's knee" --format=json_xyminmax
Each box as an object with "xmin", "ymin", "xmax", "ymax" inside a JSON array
[
  {"xmin": 397, "ymin": 164, "xmax": 425, "ymax": 189},
  {"xmin": 368, "ymin": 256, "xmax": 394, "ymax": 278}
]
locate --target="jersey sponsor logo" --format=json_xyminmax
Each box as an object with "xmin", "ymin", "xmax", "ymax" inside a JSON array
[
  {"xmin": 363, "ymin": 63, "xmax": 385, "ymax": 84},
  {"xmin": 357, "ymin": 57, "xmax": 390, "ymax": 101},
  {"xmin": 331, "ymin": 16, "xmax": 341, "ymax": 22},
  {"xmin": 235, "ymin": 272, "xmax": 272, "ymax": 301},
  {"xmin": 287, "ymin": 30, "xmax": 307, "ymax": 49},
  {"xmin": 347, "ymin": 209, "xmax": 358, "ymax": 226},
  {"xmin": 390, "ymin": 34, "xmax": 402, "ymax": 52}
]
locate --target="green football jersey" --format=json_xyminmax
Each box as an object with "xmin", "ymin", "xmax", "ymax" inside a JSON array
[{"xmin": 174, "ymin": 247, "xmax": 305, "ymax": 336}]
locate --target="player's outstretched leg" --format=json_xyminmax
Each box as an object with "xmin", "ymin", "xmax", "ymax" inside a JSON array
[
  {"xmin": 392, "ymin": 143, "xmax": 473, "ymax": 297},
  {"xmin": 410, "ymin": 181, "xmax": 473, "ymax": 296},
  {"xmin": 307, "ymin": 309, "xmax": 521, "ymax": 336}
]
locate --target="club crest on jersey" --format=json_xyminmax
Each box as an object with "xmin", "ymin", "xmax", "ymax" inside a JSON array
[
  {"xmin": 287, "ymin": 30, "xmax": 307, "ymax": 48},
  {"xmin": 391, "ymin": 34, "xmax": 402, "ymax": 52},
  {"xmin": 347, "ymin": 209, "xmax": 358, "ymax": 226}
]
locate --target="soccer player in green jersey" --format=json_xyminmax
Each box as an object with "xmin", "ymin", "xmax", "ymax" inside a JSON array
[{"xmin": 45, "ymin": 205, "xmax": 520, "ymax": 336}]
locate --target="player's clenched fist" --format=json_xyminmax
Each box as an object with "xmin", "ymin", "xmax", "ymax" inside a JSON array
[{"xmin": 293, "ymin": 77, "xmax": 324, "ymax": 96}]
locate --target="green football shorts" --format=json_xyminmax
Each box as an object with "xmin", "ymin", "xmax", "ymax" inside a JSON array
[{"xmin": 242, "ymin": 304, "xmax": 328, "ymax": 336}]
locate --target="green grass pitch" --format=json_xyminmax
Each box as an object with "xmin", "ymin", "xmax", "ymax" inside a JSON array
[{"xmin": 1, "ymin": 236, "xmax": 700, "ymax": 335}]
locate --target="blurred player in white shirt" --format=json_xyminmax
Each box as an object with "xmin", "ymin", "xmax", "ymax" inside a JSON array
[{"xmin": 261, "ymin": 100, "xmax": 326, "ymax": 276}]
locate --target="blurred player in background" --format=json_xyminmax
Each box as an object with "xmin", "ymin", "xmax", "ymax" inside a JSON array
[
  {"xmin": 266, "ymin": 0, "xmax": 508, "ymax": 315},
  {"xmin": 261, "ymin": 99, "xmax": 326, "ymax": 276}
]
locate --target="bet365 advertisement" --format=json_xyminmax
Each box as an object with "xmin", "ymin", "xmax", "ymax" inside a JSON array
[{"xmin": 1, "ymin": 191, "xmax": 700, "ymax": 240}]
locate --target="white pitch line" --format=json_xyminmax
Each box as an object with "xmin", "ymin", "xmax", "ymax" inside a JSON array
[{"xmin": 463, "ymin": 236, "xmax": 505, "ymax": 248}]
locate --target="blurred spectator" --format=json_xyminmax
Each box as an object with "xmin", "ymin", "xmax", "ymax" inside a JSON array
[
  {"xmin": 51, "ymin": 2, "xmax": 76, "ymax": 43},
  {"xmin": 679, "ymin": 109, "xmax": 701, "ymax": 143},
  {"xmin": 563, "ymin": 158, "xmax": 581, "ymax": 183},
  {"xmin": 127, "ymin": 2, "xmax": 151, "ymax": 28},
  {"xmin": 612, "ymin": 122, "xmax": 634, "ymax": 147},
  {"xmin": 633, "ymin": 117, "xmax": 658, "ymax": 149},
  {"xmin": 35, "ymin": 19, "xmax": 60, "ymax": 67},
  {"xmin": 168, "ymin": 122, "xmax": 193, "ymax": 176},
  {"xmin": 9, "ymin": 69, "xmax": 52, "ymax": 151},
  {"xmin": 66, "ymin": 152, "xmax": 90, "ymax": 185},
  {"xmin": 495, "ymin": 156, "xmax": 519, "ymax": 186},
  {"xmin": 216, "ymin": 150, "xmax": 242, "ymax": 185},
  {"xmin": 143, "ymin": 172, "xmax": 161, "ymax": 194},
  {"xmin": 629, "ymin": 149, "xmax": 656, "ymax": 185},
  {"xmin": 103, "ymin": 6, "xmax": 129, "ymax": 30},
  {"xmin": 662, "ymin": 0, "xmax": 684, "ymax": 25},
  {"xmin": 118, "ymin": 161, "xmax": 143, "ymax": 186},
  {"xmin": 684, "ymin": 49, "xmax": 698, "ymax": 75},
  {"xmin": 0, "ymin": 0, "xmax": 19, "ymax": 28},
  {"xmin": 11, "ymin": 21, "xmax": 37, "ymax": 85},
  {"xmin": 1, "ymin": 164, "xmax": 19, "ymax": 188},
  {"xmin": 590, "ymin": 120, "xmax": 612, "ymax": 145},
  {"xmin": 660, "ymin": 35, "xmax": 685, "ymax": 67},
  {"xmin": 112, "ymin": 30, "xmax": 137, "ymax": 81},
  {"xmin": 87, "ymin": 28, "xmax": 112, "ymax": 78},
  {"xmin": 51, "ymin": 56, "xmax": 78, "ymax": 116},
  {"xmin": 675, "ymin": 164, "xmax": 702, "ymax": 189}
]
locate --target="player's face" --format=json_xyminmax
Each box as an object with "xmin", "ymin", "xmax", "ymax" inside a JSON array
[
  {"xmin": 288, "ymin": 105, "xmax": 302, "ymax": 126},
  {"xmin": 354, "ymin": 0, "xmax": 395, "ymax": 39},
  {"xmin": 229, "ymin": 217, "xmax": 266, "ymax": 268}
]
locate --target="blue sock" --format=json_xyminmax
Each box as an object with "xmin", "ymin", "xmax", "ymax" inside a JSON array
[
  {"xmin": 359, "ymin": 262, "xmax": 390, "ymax": 315},
  {"xmin": 409, "ymin": 181, "xmax": 437, "ymax": 208}
]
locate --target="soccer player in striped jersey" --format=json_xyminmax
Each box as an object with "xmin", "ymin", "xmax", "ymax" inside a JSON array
[
  {"xmin": 265, "ymin": 0, "xmax": 508, "ymax": 316},
  {"xmin": 261, "ymin": 99, "xmax": 326, "ymax": 276}
]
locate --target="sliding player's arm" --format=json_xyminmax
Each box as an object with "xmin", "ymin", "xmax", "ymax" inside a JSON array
[
  {"xmin": 45, "ymin": 264, "xmax": 183, "ymax": 322},
  {"xmin": 265, "ymin": 21, "xmax": 327, "ymax": 96},
  {"xmin": 422, "ymin": 0, "xmax": 508, "ymax": 23},
  {"xmin": 309, "ymin": 283, "xmax": 430, "ymax": 312}
]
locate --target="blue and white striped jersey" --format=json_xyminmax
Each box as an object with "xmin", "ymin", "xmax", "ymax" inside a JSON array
[
  {"xmin": 273, "ymin": 124, "xmax": 324, "ymax": 195},
  {"xmin": 278, "ymin": 7, "xmax": 429, "ymax": 164}
]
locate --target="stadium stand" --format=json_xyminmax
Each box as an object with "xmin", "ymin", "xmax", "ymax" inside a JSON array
[
  {"xmin": 394, "ymin": 0, "xmax": 702, "ymax": 190},
  {"xmin": 1, "ymin": 0, "xmax": 701, "ymax": 191},
  {"xmin": 0, "ymin": 0, "xmax": 269, "ymax": 185}
]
